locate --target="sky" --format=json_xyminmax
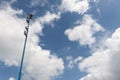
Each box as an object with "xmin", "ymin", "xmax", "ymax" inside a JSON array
[{"xmin": 0, "ymin": 0, "xmax": 120, "ymax": 80}]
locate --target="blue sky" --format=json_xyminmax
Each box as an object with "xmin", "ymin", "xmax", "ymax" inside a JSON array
[{"xmin": 1, "ymin": 0, "xmax": 120, "ymax": 80}]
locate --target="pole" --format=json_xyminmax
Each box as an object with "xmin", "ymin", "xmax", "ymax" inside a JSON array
[{"xmin": 18, "ymin": 14, "xmax": 33, "ymax": 80}]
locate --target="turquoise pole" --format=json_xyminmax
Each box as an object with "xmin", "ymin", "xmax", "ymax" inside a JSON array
[{"xmin": 18, "ymin": 20, "xmax": 30, "ymax": 80}]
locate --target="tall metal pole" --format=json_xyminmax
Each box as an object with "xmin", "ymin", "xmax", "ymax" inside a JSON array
[{"xmin": 18, "ymin": 14, "xmax": 33, "ymax": 80}]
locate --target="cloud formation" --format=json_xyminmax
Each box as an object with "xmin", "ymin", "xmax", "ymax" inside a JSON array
[
  {"xmin": 60, "ymin": 0, "xmax": 90, "ymax": 14},
  {"xmin": 0, "ymin": 3, "xmax": 25, "ymax": 66},
  {"xmin": 79, "ymin": 28, "xmax": 120, "ymax": 80},
  {"xmin": 40, "ymin": 12, "xmax": 60, "ymax": 25},
  {"xmin": 66, "ymin": 56, "xmax": 83, "ymax": 69},
  {"xmin": 65, "ymin": 14, "xmax": 104, "ymax": 46},
  {"xmin": 30, "ymin": 0, "xmax": 48, "ymax": 7},
  {"xmin": 0, "ymin": 2, "xmax": 64, "ymax": 80},
  {"xmin": 9, "ymin": 77, "xmax": 15, "ymax": 80}
]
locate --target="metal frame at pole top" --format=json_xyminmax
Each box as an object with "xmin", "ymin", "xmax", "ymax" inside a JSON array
[{"xmin": 18, "ymin": 14, "xmax": 33, "ymax": 80}]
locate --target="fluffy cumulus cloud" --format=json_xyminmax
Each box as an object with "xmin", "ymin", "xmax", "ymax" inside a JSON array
[
  {"xmin": 79, "ymin": 28, "xmax": 120, "ymax": 80},
  {"xmin": 0, "ymin": 3, "xmax": 25, "ymax": 66},
  {"xmin": 0, "ymin": 2, "xmax": 64, "ymax": 80},
  {"xmin": 65, "ymin": 14, "xmax": 104, "ymax": 46},
  {"xmin": 30, "ymin": 0, "xmax": 48, "ymax": 7},
  {"xmin": 60, "ymin": 0, "xmax": 90, "ymax": 14},
  {"xmin": 40, "ymin": 11, "xmax": 60, "ymax": 25},
  {"xmin": 9, "ymin": 77, "xmax": 15, "ymax": 80},
  {"xmin": 66, "ymin": 56, "xmax": 83, "ymax": 69}
]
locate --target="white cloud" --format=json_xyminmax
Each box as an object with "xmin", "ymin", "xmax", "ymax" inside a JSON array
[
  {"xmin": 66, "ymin": 56, "xmax": 73, "ymax": 61},
  {"xmin": 60, "ymin": 0, "xmax": 90, "ymax": 14},
  {"xmin": 0, "ymin": 2, "xmax": 64, "ymax": 80},
  {"xmin": 93, "ymin": 0, "xmax": 100, "ymax": 3},
  {"xmin": 79, "ymin": 28, "xmax": 120, "ymax": 80},
  {"xmin": 23, "ymin": 50, "xmax": 64, "ymax": 80},
  {"xmin": 0, "ymin": 4, "xmax": 25, "ymax": 66},
  {"xmin": 40, "ymin": 12, "xmax": 60, "ymax": 25},
  {"xmin": 65, "ymin": 14, "xmax": 104, "ymax": 46},
  {"xmin": 30, "ymin": 0, "xmax": 48, "ymax": 7},
  {"xmin": 66, "ymin": 56, "xmax": 83, "ymax": 69},
  {"xmin": 9, "ymin": 77, "xmax": 15, "ymax": 80}
]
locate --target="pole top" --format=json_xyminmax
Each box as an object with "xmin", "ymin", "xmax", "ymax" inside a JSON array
[
  {"xmin": 27, "ymin": 13, "xmax": 33, "ymax": 19},
  {"xmin": 26, "ymin": 13, "xmax": 34, "ymax": 23}
]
